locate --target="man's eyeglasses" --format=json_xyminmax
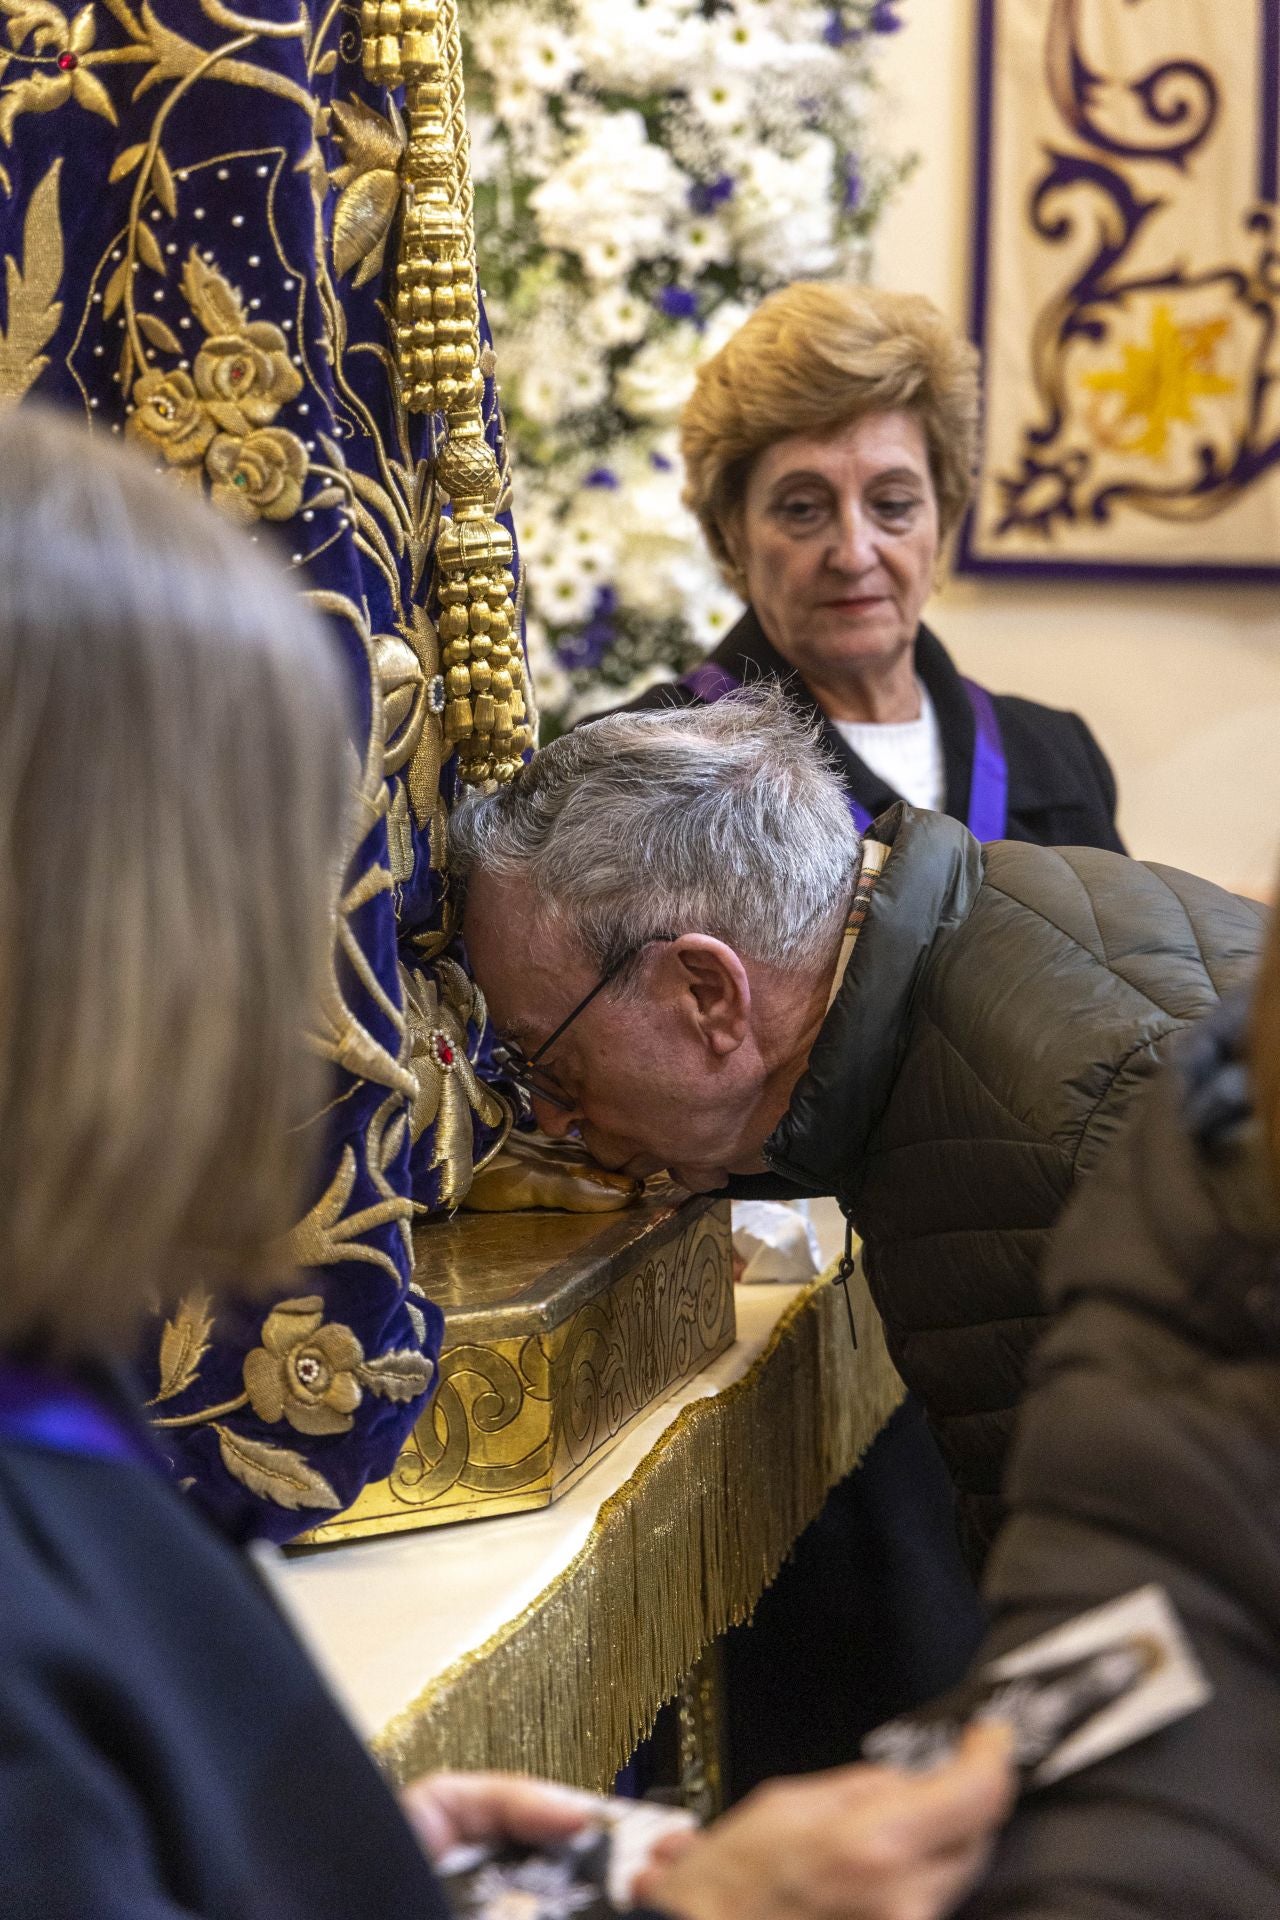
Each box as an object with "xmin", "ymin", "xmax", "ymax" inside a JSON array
[{"xmin": 495, "ymin": 933, "xmax": 677, "ymax": 1114}]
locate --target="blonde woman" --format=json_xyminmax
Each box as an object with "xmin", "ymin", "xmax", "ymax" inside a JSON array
[{"xmin": 603, "ymin": 281, "xmax": 1121, "ymax": 853}]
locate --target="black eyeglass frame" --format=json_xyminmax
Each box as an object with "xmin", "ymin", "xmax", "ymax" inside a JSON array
[{"xmin": 497, "ymin": 933, "xmax": 678, "ymax": 1113}]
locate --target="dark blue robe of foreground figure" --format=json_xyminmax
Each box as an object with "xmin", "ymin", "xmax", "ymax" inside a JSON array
[{"xmin": 0, "ymin": 1369, "xmax": 451, "ymax": 1920}]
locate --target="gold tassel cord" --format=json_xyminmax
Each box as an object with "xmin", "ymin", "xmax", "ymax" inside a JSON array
[
  {"xmin": 361, "ymin": 0, "xmax": 530, "ymax": 786},
  {"xmin": 370, "ymin": 1267, "xmax": 906, "ymax": 1790}
]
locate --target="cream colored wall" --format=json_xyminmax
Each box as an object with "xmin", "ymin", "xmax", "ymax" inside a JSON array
[{"xmin": 868, "ymin": 0, "xmax": 1280, "ymax": 896}]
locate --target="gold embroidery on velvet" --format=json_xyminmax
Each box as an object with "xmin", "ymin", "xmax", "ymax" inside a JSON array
[
  {"xmin": 149, "ymin": 1288, "xmax": 215, "ymax": 1405},
  {"xmin": 402, "ymin": 954, "xmax": 512, "ymax": 1209},
  {"xmin": 0, "ymin": 157, "xmax": 63, "ymax": 398},
  {"xmin": 127, "ymin": 248, "xmax": 311, "ymax": 524},
  {"xmin": 11, "ymin": 1, "xmax": 513, "ymax": 1498}
]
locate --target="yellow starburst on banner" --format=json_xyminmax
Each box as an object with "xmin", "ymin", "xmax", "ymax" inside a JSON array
[{"xmin": 1083, "ymin": 302, "xmax": 1236, "ymax": 460}]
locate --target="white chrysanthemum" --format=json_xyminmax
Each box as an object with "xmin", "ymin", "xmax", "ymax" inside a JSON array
[
  {"xmin": 706, "ymin": 5, "xmax": 792, "ymax": 73},
  {"xmin": 515, "ymin": 21, "xmax": 581, "ymax": 94},
  {"xmin": 574, "ymin": 0, "xmax": 706, "ymax": 94},
  {"xmin": 581, "ymin": 286, "xmax": 651, "ymax": 348},
  {"xmin": 529, "ymin": 109, "xmax": 687, "ymax": 275},
  {"xmin": 614, "ymin": 323, "xmax": 704, "ymax": 425},
  {"xmin": 687, "ymin": 578, "xmax": 746, "ymax": 647},
  {"xmin": 534, "ymin": 560, "xmax": 600, "ymax": 626},
  {"xmin": 687, "ymin": 73, "xmax": 754, "ymax": 132},
  {"xmin": 674, "ymin": 216, "xmax": 734, "ymax": 272},
  {"xmin": 729, "ymin": 133, "xmax": 838, "ymax": 279}
]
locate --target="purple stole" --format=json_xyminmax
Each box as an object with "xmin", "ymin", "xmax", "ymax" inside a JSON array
[
  {"xmin": 0, "ymin": 1356, "xmax": 159, "ymax": 1472},
  {"xmin": 679, "ymin": 660, "xmax": 1009, "ymax": 842}
]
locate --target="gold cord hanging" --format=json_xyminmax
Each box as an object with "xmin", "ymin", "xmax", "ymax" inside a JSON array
[{"xmin": 361, "ymin": 0, "xmax": 530, "ymax": 786}]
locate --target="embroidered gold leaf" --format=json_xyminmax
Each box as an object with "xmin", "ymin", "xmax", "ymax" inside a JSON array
[
  {"xmin": 204, "ymin": 397, "xmax": 249, "ymax": 434},
  {"xmin": 2, "ymin": 2, "xmax": 65, "ymax": 52},
  {"xmin": 67, "ymin": 1, "xmax": 93, "ymax": 51},
  {"xmin": 70, "ymin": 65, "xmax": 116, "ymax": 125},
  {"xmin": 306, "ymin": 484, "xmax": 347, "ymax": 510},
  {"xmin": 0, "ymin": 156, "xmax": 62, "ymax": 399},
  {"xmin": 357, "ymin": 1349, "xmax": 434, "ymax": 1403},
  {"xmin": 137, "ymin": 309, "xmax": 181, "ymax": 354},
  {"xmin": 213, "ymin": 1424, "xmax": 342, "ymax": 1512},
  {"xmin": 330, "ymin": 94, "xmax": 404, "ymax": 182},
  {"xmin": 180, "ymin": 245, "xmax": 245, "ymax": 334},
  {"xmin": 152, "ymin": 148, "xmax": 176, "ymax": 217},
  {"xmin": 333, "ymin": 168, "xmax": 399, "ymax": 284},
  {"xmin": 135, "ymin": 219, "xmax": 164, "ymax": 274},
  {"xmin": 0, "ymin": 72, "xmax": 70, "ymax": 145},
  {"xmin": 108, "ymin": 142, "xmax": 148, "ymax": 183},
  {"xmin": 154, "ymin": 1288, "xmax": 214, "ymax": 1403},
  {"xmin": 103, "ymin": 257, "xmax": 127, "ymax": 318},
  {"xmin": 315, "ymin": 46, "xmax": 337, "ymax": 75}
]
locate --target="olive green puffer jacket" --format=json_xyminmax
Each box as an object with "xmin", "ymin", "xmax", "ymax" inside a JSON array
[{"xmin": 765, "ymin": 805, "xmax": 1267, "ymax": 1565}]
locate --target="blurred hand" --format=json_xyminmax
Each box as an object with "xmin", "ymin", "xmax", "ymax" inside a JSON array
[
  {"xmin": 400, "ymin": 1771, "xmax": 599, "ymax": 1863},
  {"xmin": 633, "ymin": 1725, "xmax": 1015, "ymax": 1920}
]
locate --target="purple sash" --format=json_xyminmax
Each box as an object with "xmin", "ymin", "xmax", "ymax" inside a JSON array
[
  {"xmin": 0, "ymin": 1356, "xmax": 159, "ymax": 1471},
  {"xmin": 678, "ymin": 660, "xmax": 1009, "ymax": 841}
]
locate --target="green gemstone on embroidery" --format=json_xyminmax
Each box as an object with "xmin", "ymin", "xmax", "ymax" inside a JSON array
[{"xmin": 233, "ymin": 472, "xmax": 248, "ymax": 488}]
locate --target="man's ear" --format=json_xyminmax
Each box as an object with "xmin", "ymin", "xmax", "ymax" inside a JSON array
[{"xmin": 666, "ymin": 935, "xmax": 750, "ymax": 1057}]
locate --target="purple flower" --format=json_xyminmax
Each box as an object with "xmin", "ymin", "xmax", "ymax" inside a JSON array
[
  {"xmin": 656, "ymin": 285, "xmax": 699, "ymax": 321},
  {"xmin": 843, "ymin": 155, "xmax": 863, "ymax": 211},
  {"xmin": 689, "ymin": 174, "xmax": 735, "ymax": 215},
  {"xmin": 554, "ymin": 586, "xmax": 618, "ymax": 670},
  {"xmin": 650, "ymin": 451, "xmax": 674, "ymax": 472},
  {"xmin": 583, "ymin": 466, "xmax": 620, "ymax": 489},
  {"xmin": 870, "ymin": 1, "xmax": 903, "ymax": 31},
  {"xmin": 823, "ymin": 9, "xmax": 856, "ymax": 44}
]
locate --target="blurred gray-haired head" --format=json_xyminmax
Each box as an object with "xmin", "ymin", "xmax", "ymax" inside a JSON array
[
  {"xmin": 0, "ymin": 403, "xmax": 353, "ymax": 1354},
  {"xmin": 451, "ymin": 686, "xmax": 861, "ymax": 975}
]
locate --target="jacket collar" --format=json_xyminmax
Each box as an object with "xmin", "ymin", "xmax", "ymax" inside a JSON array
[
  {"xmin": 764, "ymin": 803, "xmax": 985, "ymax": 1200},
  {"xmin": 711, "ymin": 608, "xmax": 977, "ymax": 820}
]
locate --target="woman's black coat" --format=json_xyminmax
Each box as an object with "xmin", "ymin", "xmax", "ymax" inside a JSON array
[{"xmin": 603, "ymin": 608, "xmax": 1125, "ymax": 854}]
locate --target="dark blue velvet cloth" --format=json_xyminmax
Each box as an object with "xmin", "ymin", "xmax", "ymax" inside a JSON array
[{"xmin": 0, "ymin": 1, "xmax": 519, "ymax": 1539}]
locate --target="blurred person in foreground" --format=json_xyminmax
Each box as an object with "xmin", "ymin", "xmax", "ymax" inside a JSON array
[
  {"xmin": 0, "ymin": 406, "xmax": 1012, "ymax": 1920},
  {"xmin": 454, "ymin": 692, "xmax": 1264, "ymax": 1576},
  {"xmin": 586, "ymin": 280, "xmax": 1126, "ymax": 1783}
]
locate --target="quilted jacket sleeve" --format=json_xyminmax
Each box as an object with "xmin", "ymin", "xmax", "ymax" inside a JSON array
[{"xmin": 961, "ymin": 1033, "xmax": 1280, "ymax": 1917}]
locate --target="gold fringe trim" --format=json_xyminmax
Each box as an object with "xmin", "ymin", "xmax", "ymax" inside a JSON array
[{"xmin": 371, "ymin": 1268, "xmax": 905, "ymax": 1788}]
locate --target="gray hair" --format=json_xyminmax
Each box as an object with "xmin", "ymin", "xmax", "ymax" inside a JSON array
[{"xmin": 451, "ymin": 686, "xmax": 860, "ymax": 974}]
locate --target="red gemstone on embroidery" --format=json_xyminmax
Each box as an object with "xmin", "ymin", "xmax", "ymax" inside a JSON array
[
  {"xmin": 230, "ymin": 364, "xmax": 245, "ymax": 381},
  {"xmin": 433, "ymin": 1034, "xmax": 455, "ymax": 1067},
  {"xmin": 57, "ymin": 50, "xmax": 77, "ymax": 69}
]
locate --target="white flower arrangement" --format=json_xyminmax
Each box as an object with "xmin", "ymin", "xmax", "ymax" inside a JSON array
[{"xmin": 464, "ymin": 0, "xmax": 912, "ymax": 727}]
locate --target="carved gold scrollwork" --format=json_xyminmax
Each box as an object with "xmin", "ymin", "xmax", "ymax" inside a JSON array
[{"xmin": 359, "ymin": 0, "xmax": 530, "ymax": 786}]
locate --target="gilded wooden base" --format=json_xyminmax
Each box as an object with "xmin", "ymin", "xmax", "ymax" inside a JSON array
[{"xmin": 304, "ymin": 1193, "xmax": 734, "ymax": 1543}]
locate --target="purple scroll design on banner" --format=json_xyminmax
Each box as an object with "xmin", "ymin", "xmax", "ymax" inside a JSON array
[
  {"xmin": 1044, "ymin": 0, "xmax": 1219, "ymax": 172},
  {"xmin": 961, "ymin": 0, "xmax": 1280, "ymax": 578}
]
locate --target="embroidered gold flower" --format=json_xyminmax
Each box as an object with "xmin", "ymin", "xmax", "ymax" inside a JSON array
[
  {"xmin": 127, "ymin": 369, "xmax": 216, "ymax": 466},
  {"xmin": 207, "ymin": 426, "xmax": 309, "ymax": 523},
  {"xmin": 243, "ymin": 1296, "xmax": 365, "ymax": 1437},
  {"xmin": 194, "ymin": 323, "xmax": 302, "ymax": 424}
]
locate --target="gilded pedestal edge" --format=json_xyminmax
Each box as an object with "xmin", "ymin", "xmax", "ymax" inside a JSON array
[{"xmin": 304, "ymin": 1198, "xmax": 735, "ymax": 1543}]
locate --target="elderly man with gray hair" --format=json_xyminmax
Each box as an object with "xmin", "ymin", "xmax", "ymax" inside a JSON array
[{"xmin": 454, "ymin": 688, "xmax": 1264, "ymax": 1565}]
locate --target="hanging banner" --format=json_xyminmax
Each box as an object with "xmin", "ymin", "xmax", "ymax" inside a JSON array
[{"xmin": 962, "ymin": 0, "xmax": 1280, "ymax": 579}]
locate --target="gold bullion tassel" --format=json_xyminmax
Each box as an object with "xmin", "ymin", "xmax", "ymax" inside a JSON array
[{"xmin": 361, "ymin": 0, "xmax": 530, "ymax": 786}]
